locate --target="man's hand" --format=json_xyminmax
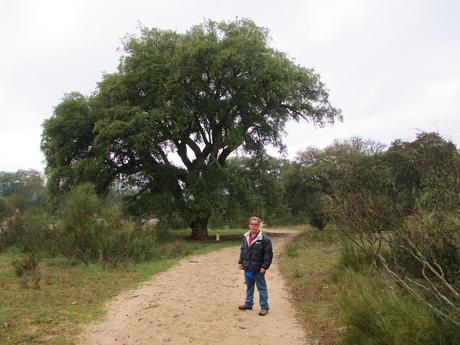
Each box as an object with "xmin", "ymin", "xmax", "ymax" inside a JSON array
[
  {"xmin": 260, "ymin": 268, "xmax": 266, "ymax": 274},
  {"xmin": 238, "ymin": 264, "xmax": 243, "ymax": 270}
]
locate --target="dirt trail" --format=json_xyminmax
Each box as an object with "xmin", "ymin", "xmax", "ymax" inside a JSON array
[{"xmin": 79, "ymin": 229, "xmax": 308, "ymax": 345}]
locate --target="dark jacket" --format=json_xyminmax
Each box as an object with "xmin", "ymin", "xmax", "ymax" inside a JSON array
[{"xmin": 238, "ymin": 231, "xmax": 273, "ymax": 273}]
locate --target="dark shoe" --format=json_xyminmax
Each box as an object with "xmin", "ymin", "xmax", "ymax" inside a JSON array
[
  {"xmin": 258, "ymin": 309, "xmax": 268, "ymax": 316},
  {"xmin": 238, "ymin": 304, "xmax": 252, "ymax": 310}
]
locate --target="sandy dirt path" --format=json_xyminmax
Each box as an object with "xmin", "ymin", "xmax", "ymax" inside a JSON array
[{"xmin": 79, "ymin": 229, "xmax": 308, "ymax": 345}]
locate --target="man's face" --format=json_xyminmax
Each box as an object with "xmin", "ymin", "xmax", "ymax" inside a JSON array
[{"xmin": 249, "ymin": 220, "xmax": 260, "ymax": 235}]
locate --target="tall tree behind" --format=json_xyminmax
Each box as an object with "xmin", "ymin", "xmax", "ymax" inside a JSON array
[
  {"xmin": 42, "ymin": 19, "xmax": 341, "ymax": 238},
  {"xmin": 214, "ymin": 156, "xmax": 288, "ymax": 228},
  {"xmin": 283, "ymin": 137, "xmax": 383, "ymax": 228},
  {"xmin": 0, "ymin": 170, "xmax": 47, "ymax": 212}
]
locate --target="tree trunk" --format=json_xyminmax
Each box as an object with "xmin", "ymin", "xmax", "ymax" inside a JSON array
[{"xmin": 190, "ymin": 216, "xmax": 210, "ymax": 240}]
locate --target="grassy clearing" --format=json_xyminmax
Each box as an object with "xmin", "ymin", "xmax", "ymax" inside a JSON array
[
  {"xmin": 0, "ymin": 238, "xmax": 239, "ymax": 345},
  {"xmin": 279, "ymin": 227, "xmax": 342, "ymax": 345}
]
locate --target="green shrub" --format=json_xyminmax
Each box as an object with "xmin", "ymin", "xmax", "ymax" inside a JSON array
[
  {"xmin": 5, "ymin": 245, "xmax": 22, "ymax": 255},
  {"xmin": 159, "ymin": 241, "xmax": 192, "ymax": 258},
  {"xmin": 307, "ymin": 223, "xmax": 340, "ymax": 242},
  {"xmin": 0, "ymin": 213, "xmax": 25, "ymax": 251},
  {"xmin": 22, "ymin": 209, "xmax": 55, "ymax": 254},
  {"xmin": 339, "ymin": 239, "xmax": 373, "ymax": 271},
  {"xmin": 389, "ymin": 212, "xmax": 460, "ymax": 284},
  {"xmin": 340, "ymin": 271, "xmax": 460, "ymax": 345},
  {"xmin": 0, "ymin": 209, "xmax": 56, "ymax": 255},
  {"xmin": 291, "ymin": 269, "xmax": 304, "ymax": 279},
  {"xmin": 11, "ymin": 253, "xmax": 41, "ymax": 289},
  {"xmin": 56, "ymin": 183, "xmax": 158, "ymax": 266},
  {"xmin": 127, "ymin": 224, "xmax": 158, "ymax": 262},
  {"xmin": 12, "ymin": 253, "xmax": 40, "ymax": 277},
  {"xmin": 284, "ymin": 244, "xmax": 299, "ymax": 258},
  {"xmin": 155, "ymin": 227, "xmax": 173, "ymax": 242},
  {"xmin": 56, "ymin": 183, "xmax": 103, "ymax": 264}
]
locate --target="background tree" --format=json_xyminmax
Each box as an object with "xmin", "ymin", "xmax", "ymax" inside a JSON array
[
  {"xmin": 42, "ymin": 19, "xmax": 341, "ymax": 238},
  {"xmin": 284, "ymin": 137, "xmax": 383, "ymax": 228},
  {"xmin": 0, "ymin": 169, "xmax": 47, "ymax": 212},
  {"xmin": 211, "ymin": 156, "xmax": 288, "ymax": 228}
]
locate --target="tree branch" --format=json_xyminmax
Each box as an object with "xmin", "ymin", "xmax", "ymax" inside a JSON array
[{"xmin": 174, "ymin": 140, "xmax": 192, "ymax": 170}]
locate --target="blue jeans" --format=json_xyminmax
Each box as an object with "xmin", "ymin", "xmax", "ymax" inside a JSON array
[{"xmin": 244, "ymin": 272, "xmax": 269, "ymax": 310}]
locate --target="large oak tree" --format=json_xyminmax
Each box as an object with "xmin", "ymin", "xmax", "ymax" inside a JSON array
[{"xmin": 42, "ymin": 19, "xmax": 341, "ymax": 238}]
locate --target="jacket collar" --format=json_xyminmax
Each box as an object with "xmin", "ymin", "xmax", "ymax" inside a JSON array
[{"xmin": 244, "ymin": 230, "xmax": 263, "ymax": 241}]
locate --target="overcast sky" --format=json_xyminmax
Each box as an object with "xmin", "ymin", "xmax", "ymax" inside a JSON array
[{"xmin": 1, "ymin": 0, "xmax": 459, "ymax": 172}]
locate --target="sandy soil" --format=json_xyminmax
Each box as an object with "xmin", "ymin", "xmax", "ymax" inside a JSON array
[{"xmin": 79, "ymin": 229, "xmax": 309, "ymax": 345}]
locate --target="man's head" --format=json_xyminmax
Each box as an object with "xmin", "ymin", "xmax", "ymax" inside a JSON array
[{"xmin": 248, "ymin": 216, "xmax": 262, "ymax": 235}]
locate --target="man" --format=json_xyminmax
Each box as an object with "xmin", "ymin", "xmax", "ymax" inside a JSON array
[{"xmin": 238, "ymin": 216, "xmax": 273, "ymax": 316}]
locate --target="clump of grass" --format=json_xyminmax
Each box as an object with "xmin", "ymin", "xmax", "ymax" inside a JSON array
[
  {"xmin": 284, "ymin": 244, "xmax": 299, "ymax": 258},
  {"xmin": 339, "ymin": 239, "xmax": 372, "ymax": 271},
  {"xmin": 291, "ymin": 269, "xmax": 304, "ymax": 279},
  {"xmin": 339, "ymin": 270, "xmax": 460, "ymax": 345},
  {"xmin": 305, "ymin": 224, "xmax": 340, "ymax": 243},
  {"xmin": 11, "ymin": 253, "xmax": 41, "ymax": 289},
  {"xmin": 159, "ymin": 241, "xmax": 192, "ymax": 258},
  {"xmin": 12, "ymin": 253, "xmax": 39, "ymax": 277}
]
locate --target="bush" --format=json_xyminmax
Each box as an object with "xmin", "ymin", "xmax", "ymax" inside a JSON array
[
  {"xmin": 325, "ymin": 133, "xmax": 460, "ymax": 325},
  {"xmin": 56, "ymin": 183, "xmax": 103, "ymax": 264},
  {"xmin": 56, "ymin": 183, "xmax": 157, "ymax": 266},
  {"xmin": 22, "ymin": 209, "xmax": 56, "ymax": 254},
  {"xmin": 0, "ymin": 213, "xmax": 25, "ymax": 251},
  {"xmin": 155, "ymin": 227, "xmax": 173, "ymax": 242},
  {"xmin": 12, "ymin": 253, "xmax": 41, "ymax": 289},
  {"xmin": 340, "ymin": 271, "xmax": 460, "ymax": 345},
  {"xmin": 389, "ymin": 212, "xmax": 460, "ymax": 284},
  {"xmin": 12, "ymin": 253, "xmax": 40, "ymax": 277},
  {"xmin": 339, "ymin": 239, "xmax": 373, "ymax": 271},
  {"xmin": 284, "ymin": 244, "xmax": 299, "ymax": 258},
  {"xmin": 306, "ymin": 223, "xmax": 340, "ymax": 243},
  {"xmin": 159, "ymin": 241, "xmax": 192, "ymax": 258},
  {"xmin": 0, "ymin": 209, "xmax": 55, "ymax": 254}
]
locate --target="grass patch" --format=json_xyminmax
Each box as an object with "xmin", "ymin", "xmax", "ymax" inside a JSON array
[
  {"xmin": 0, "ymin": 237, "xmax": 239, "ymax": 344},
  {"xmin": 279, "ymin": 226, "xmax": 460, "ymax": 345},
  {"xmin": 339, "ymin": 269, "xmax": 460, "ymax": 345},
  {"xmin": 279, "ymin": 229, "xmax": 342, "ymax": 345}
]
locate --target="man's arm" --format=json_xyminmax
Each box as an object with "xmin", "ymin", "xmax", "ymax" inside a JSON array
[
  {"xmin": 261, "ymin": 238, "xmax": 273, "ymax": 270},
  {"xmin": 238, "ymin": 242, "xmax": 244, "ymax": 269}
]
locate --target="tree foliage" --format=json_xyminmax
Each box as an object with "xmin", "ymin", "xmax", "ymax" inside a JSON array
[
  {"xmin": 0, "ymin": 169, "xmax": 46, "ymax": 212},
  {"xmin": 41, "ymin": 19, "xmax": 341, "ymax": 238},
  {"xmin": 209, "ymin": 156, "xmax": 289, "ymax": 228},
  {"xmin": 284, "ymin": 137, "xmax": 382, "ymax": 228}
]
